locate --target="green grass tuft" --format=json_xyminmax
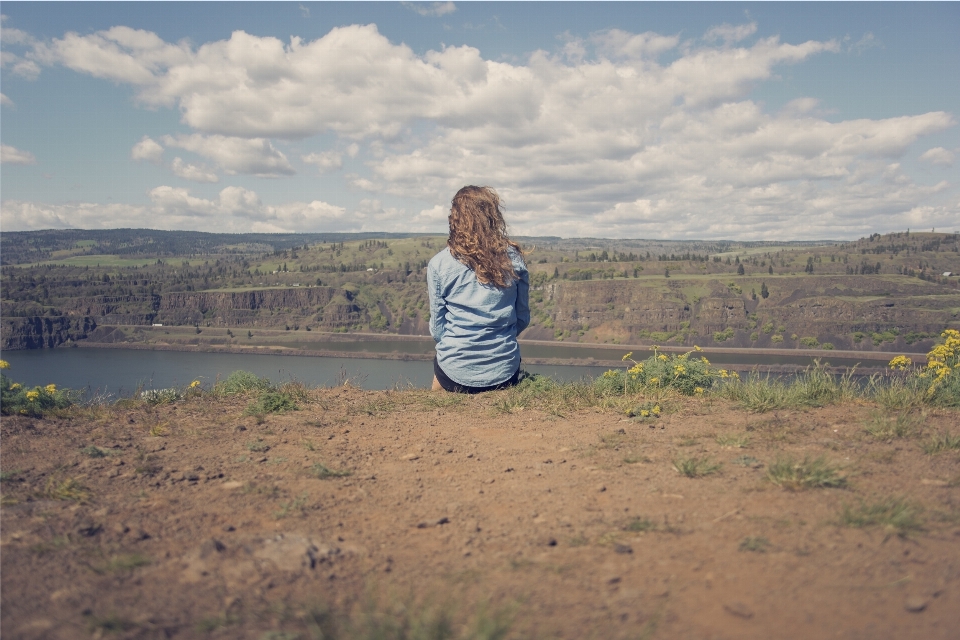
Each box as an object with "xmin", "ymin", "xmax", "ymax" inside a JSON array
[
  {"xmin": 766, "ymin": 456, "xmax": 846, "ymax": 490},
  {"xmin": 672, "ymin": 455, "xmax": 722, "ymax": 478},
  {"xmin": 839, "ymin": 497, "xmax": 924, "ymax": 538}
]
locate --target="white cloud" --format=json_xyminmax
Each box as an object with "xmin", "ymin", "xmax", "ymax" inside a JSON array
[
  {"xmin": 0, "ymin": 92, "xmax": 13, "ymax": 107},
  {"xmin": 1, "ymin": 144, "xmax": 36, "ymax": 164},
  {"xmin": 592, "ymin": 29, "xmax": 680, "ymax": 59},
  {"xmin": 170, "ymin": 157, "xmax": 219, "ymax": 182},
  {"xmin": 919, "ymin": 147, "xmax": 954, "ymax": 167},
  {"xmin": 0, "ymin": 51, "xmax": 40, "ymax": 79},
  {"xmin": 1, "ymin": 187, "xmax": 348, "ymax": 232},
  {"xmin": 403, "ymin": 2, "xmax": 456, "ymax": 17},
  {"xmin": 130, "ymin": 135, "xmax": 164, "ymax": 163},
  {"xmin": 302, "ymin": 150, "xmax": 343, "ymax": 173},
  {"xmin": 9, "ymin": 21, "xmax": 958, "ymax": 239},
  {"xmin": 162, "ymin": 134, "xmax": 294, "ymax": 176},
  {"xmin": 704, "ymin": 22, "xmax": 758, "ymax": 45}
]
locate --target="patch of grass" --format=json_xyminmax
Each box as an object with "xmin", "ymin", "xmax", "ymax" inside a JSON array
[
  {"xmin": 81, "ymin": 445, "xmax": 109, "ymax": 458},
  {"xmin": 922, "ymin": 432, "xmax": 960, "ymax": 455},
  {"xmin": 247, "ymin": 438, "xmax": 271, "ymax": 453},
  {"xmin": 624, "ymin": 517, "xmax": 657, "ymax": 533},
  {"xmin": 95, "ymin": 553, "xmax": 151, "ymax": 573},
  {"xmin": 676, "ymin": 437, "xmax": 700, "ymax": 447},
  {"xmin": 869, "ymin": 376, "xmax": 926, "ymax": 411},
  {"xmin": 766, "ymin": 456, "xmax": 846, "ymax": 490},
  {"xmin": 738, "ymin": 536, "xmax": 770, "ymax": 552},
  {"xmin": 214, "ymin": 370, "xmax": 272, "ymax": 396},
  {"xmin": 195, "ymin": 614, "xmax": 239, "ymax": 633},
  {"xmin": 599, "ymin": 431, "xmax": 627, "ymax": 449},
  {"xmin": 355, "ymin": 396, "xmax": 396, "ymax": 417},
  {"xmin": 672, "ymin": 455, "xmax": 722, "ymax": 478},
  {"xmin": 0, "ymin": 469, "xmax": 23, "ymax": 481},
  {"xmin": 839, "ymin": 497, "xmax": 924, "ymax": 538},
  {"xmin": 310, "ymin": 463, "xmax": 352, "ymax": 479},
  {"xmin": 149, "ymin": 422, "xmax": 168, "ymax": 437},
  {"xmin": 245, "ymin": 390, "xmax": 298, "ymax": 415},
  {"xmin": 623, "ymin": 453, "xmax": 650, "ymax": 464},
  {"xmin": 42, "ymin": 477, "xmax": 90, "ymax": 502},
  {"xmin": 715, "ymin": 433, "xmax": 750, "ymax": 448},
  {"xmin": 86, "ymin": 613, "xmax": 137, "ymax": 633},
  {"xmin": 732, "ymin": 455, "xmax": 760, "ymax": 467},
  {"xmin": 275, "ymin": 493, "xmax": 310, "ymax": 519},
  {"xmin": 863, "ymin": 411, "xmax": 920, "ymax": 440}
]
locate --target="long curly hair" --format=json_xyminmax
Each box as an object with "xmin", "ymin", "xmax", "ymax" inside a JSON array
[{"xmin": 447, "ymin": 186, "xmax": 524, "ymax": 288}]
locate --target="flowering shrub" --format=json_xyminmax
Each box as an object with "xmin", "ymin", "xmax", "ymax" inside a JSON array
[
  {"xmin": 1, "ymin": 363, "xmax": 78, "ymax": 417},
  {"xmin": 919, "ymin": 329, "xmax": 960, "ymax": 406},
  {"xmin": 595, "ymin": 346, "xmax": 726, "ymax": 396},
  {"xmin": 886, "ymin": 329, "xmax": 960, "ymax": 407}
]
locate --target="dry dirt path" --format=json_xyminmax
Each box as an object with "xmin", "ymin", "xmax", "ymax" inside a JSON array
[{"xmin": 2, "ymin": 388, "xmax": 959, "ymax": 639}]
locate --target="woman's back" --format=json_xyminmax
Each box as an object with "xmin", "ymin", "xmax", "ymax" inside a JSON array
[{"xmin": 428, "ymin": 186, "xmax": 529, "ymax": 392}]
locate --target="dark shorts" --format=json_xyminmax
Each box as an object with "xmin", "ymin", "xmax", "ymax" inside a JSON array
[{"xmin": 433, "ymin": 356, "xmax": 521, "ymax": 394}]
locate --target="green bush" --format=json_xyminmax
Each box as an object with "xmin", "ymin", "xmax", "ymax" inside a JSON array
[
  {"xmin": 713, "ymin": 328, "xmax": 735, "ymax": 342},
  {"xmin": 244, "ymin": 390, "xmax": 298, "ymax": 415},
  {"xmin": 1, "ymin": 364, "xmax": 79, "ymax": 417},
  {"xmin": 215, "ymin": 370, "xmax": 272, "ymax": 396},
  {"xmin": 596, "ymin": 348, "xmax": 716, "ymax": 396}
]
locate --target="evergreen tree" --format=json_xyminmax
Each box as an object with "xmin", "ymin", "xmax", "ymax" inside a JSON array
[{"xmin": 761, "ymin": 282, "xmax": 769, "ymax": 299}]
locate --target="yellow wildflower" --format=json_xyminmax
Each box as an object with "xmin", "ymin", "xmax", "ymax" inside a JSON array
[
  {"xmin": 674, "ymin": 364, "xmax": 686, "ymax": 374},
  {"xmin": 694, "ymin": 345, "xmax": 702, "ymax": 351},
  {"xmin": 695, "ymin": 387, "xmax": 704, "ymax": 395},
  {"xmin": 888, "ymin": 355, "xmax": 912, "ymax": 371},
  {"xmin": 641, "ymin": 410, "xmax": 650, "ymax": 417},
  {"xmin": 26, "ymin": 390, "xmax": 40, "ymax": 402},
  {"xmin": 10, "ymin": 383, "xmax": 22, "ymax": 390},
  {"xmin": 0, "ymin": 359, "xmax": 9, "ymax": 369},
  {"xmin": 621, "ymin": 352, "xmax": 633, "ymax": 361},
  {"xmin": 658, "ymin": 354, "xmax": 668, "ymax": 361},
  {"xmin": 718, "ymin": 369, "xmax": 729, "ymax": 378},
  {"xmin": 652, "ymin": 405, "xmax": 661, "ymax": 415},
  {"xmin": 45, "ymin": 384, "xmax": 57, "ymax": 394},
  {"xmin": 650, "ymin": 377, "xmax": 659, "ymax": 385},
  {"xmin": 189, "ymin": 380, "xmax": 201, "ymax": 389},
  {"xmin": 628, "ymin": 363, "xmax": 643, "ymax": 375}
]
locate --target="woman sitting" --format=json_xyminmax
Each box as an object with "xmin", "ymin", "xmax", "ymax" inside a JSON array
[{"xmin": 428, "ymin": 186, "xmax": 529, "ymax": 393}]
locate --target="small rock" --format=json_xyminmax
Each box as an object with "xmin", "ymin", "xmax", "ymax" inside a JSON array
[
  {"xmin": 547, "ymin": 538, "xmax": 557, "ymax": 546},
  {"xmin": 416, "ymin": 522, "xmax": 429, "ymax": 529},
  {"xmin": 257, "ymin": 457, "xmax": 268, "ymax": 463},
  {"xmin": 221, "ymin": 481, "xmax": 244, "ymax": 490},
  {"xmin": 597, "ymin": 484, "xmax": 607, "ymax": 492},
  {"xmin": 504, "ymin": 467, "xmax": 515, "ymax": 472},
  {"xmin": 401, "ymin": 454, "xmax": 420, "ymax": 461},
  {"xmin": 436, "ymin": 517, "xmax": 450, "ymax": 525},
  {"xmin": 723, "ymin": 602, "xmax": 754, "ymax": 619},
  {"xmin": 235, "ymin": 425, "xmax": 247, "ymax": 432},
  {"xmin": 905, "ymin": 596, "xmax": 928, "ymax": 613},
  {"xmin": 223, "ymin": 525, "xmax": 236, "ymax": 532},
  {"xmin": 608, "ymin": 576, "xmax": 621, "ymax": 584},
  {"xmin": 614, "ymin": 544, "xmax": 632, "ymax": 554}
]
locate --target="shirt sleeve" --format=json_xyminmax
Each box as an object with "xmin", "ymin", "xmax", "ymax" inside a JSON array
[
  {"xmin": 427, "ymin": 261, "xmax": 446, "ymax": 342},
  {"xmin": 514, "ymin": 258, "xmax": 530, "ymax": 335}
]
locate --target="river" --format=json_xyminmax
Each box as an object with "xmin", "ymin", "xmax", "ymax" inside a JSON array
[{"xmin": 1, "ymin": 340, "xmax": 890, "ymax": 396}]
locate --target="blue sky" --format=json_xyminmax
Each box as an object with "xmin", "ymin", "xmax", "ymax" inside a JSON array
[{"xmin": 1, "ymin": 2, "xmax": 958, "ymax": 239}]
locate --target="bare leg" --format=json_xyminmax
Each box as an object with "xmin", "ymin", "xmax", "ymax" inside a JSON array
[{"xmin": 431, "ymin": 375, "xmax": 444, "ymax": 392}]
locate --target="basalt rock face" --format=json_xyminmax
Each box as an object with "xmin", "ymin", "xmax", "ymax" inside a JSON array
[
  {"xmin": 541, "ymin": 276, "xmax": 958, "ymax": 352},
  {"xmin": 1, "ymin": 316, "xmax": 96, "ymax": 350},
  {"xmin": 156, "ymin": 287, "xmax": 359, "ymax": 328}
]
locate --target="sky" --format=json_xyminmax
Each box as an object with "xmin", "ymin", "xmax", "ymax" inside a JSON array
[{"xmin": 1, "ymin": 2, "xmax": 958, "ymax": 240}]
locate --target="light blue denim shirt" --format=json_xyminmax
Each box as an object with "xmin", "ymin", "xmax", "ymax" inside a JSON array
[{"xmin": 428, "ymin": 247, "xmax": 529, "ymax": 387}]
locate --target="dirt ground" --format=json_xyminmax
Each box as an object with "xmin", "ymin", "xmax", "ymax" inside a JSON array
[{"xmin": 2, "ymin": 387, "xmax": 959, "ymax": 639}]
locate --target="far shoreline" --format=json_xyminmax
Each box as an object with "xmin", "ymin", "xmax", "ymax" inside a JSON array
[{"xmin": 64, "ymin": 330, "xmax": 921, "ymax": 375}]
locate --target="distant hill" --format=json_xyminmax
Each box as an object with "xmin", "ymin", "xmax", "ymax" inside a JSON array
[{"xmin": 2, "ymin": 229, "xmax": 958, "ymax": 354}]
